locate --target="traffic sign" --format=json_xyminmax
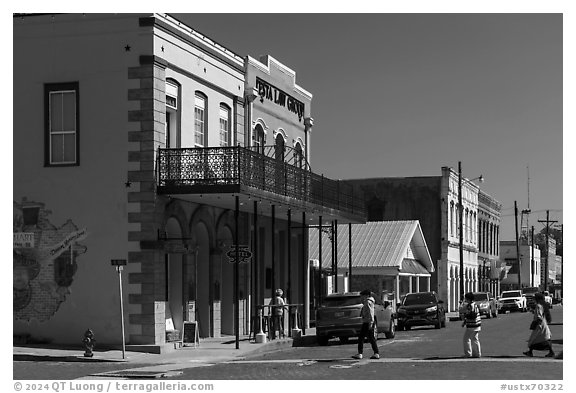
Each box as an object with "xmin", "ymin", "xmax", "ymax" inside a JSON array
[{"xmin": 111, "ymin": 259, "xmax": 127, "ymax": 266}]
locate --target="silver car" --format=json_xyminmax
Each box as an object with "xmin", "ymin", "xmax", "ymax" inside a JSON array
[
  {"xmin": 459, "ymin": 292, "xmax": 498, "ymax": 319},
  {"xmin": 315, "ymin": 292, "xmax": 396, "ymax": 346}
]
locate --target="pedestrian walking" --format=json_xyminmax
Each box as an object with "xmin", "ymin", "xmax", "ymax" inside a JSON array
[
  {"xmin": 524, "ymin": 292, "xmax": 555, "ymax": 357},
  {"xmin": 352, "ymin": 289, "xmax": 380, "ymax": 360},
  {"xmin": 461, "ymin": 292, "xmax": 482, "ymax": 358},
  {"xmin": 269, "ymin": 288, "xmax": 286, "ymax": 339}
]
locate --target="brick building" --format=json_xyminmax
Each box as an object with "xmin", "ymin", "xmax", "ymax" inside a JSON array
[{"xmin": 345, "ymin": 166, "xmax": 502, "ymax": 312}]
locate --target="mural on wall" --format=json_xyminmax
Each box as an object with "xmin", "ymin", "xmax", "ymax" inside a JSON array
[{"xmin": 13, "ymin": 198, "xmax": 87, "ymax": 322}]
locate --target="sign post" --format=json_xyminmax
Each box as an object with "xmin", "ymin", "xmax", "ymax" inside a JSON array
[
  {"xmin": 227, "ymin": 241, "xmax": 253, "ymax": 347},
  {"xmin": 111, "ymin": 259, "xmax": 127, "ymax": 359}
]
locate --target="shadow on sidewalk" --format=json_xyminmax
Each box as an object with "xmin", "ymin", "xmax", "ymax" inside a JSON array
[{"xmin": 13, "ymin": 354, "xmax": 120, "ymax": 363}]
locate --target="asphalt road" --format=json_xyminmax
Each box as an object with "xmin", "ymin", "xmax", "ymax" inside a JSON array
[
  {"xmin": 13, "ymin": 306, "xmax": 563, "ymax": 381},
  {"xmin": 174, "ymin": 305, "xmax": 563, "ymax": 380}
]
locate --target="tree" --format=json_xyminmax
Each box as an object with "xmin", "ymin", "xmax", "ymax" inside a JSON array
[{"xmin": 534, "ymin": 226, "xmax": 563, "ymax": 257}]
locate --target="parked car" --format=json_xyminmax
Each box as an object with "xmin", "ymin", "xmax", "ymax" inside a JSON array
[
  {"xmin": 396, "ymin": 291, "xmax": 446, "ymax": 330},
  {"xmin": 315, "ymin": 292, "xmax": 396, "ymax": 346},
  {"xmin": 498, "ymin": 290, "xmax": 527, "ymax": 313},
  {"xmin": 458, "ymin": 292, "xmax": 498, "ymax": 319},
  {"xmin": 522, "ymin": 287, "xmax": 540, "ymax": 310}
]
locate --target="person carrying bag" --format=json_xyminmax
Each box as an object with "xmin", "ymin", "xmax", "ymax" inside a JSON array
[{"xmin": 524, "ymin": 292, "xmax": 554, "ymax": 357}]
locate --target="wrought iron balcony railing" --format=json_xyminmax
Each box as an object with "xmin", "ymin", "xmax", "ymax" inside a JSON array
[{"xmin": 157, "ymin": 146, "xmax": 365, "ymax": 217}]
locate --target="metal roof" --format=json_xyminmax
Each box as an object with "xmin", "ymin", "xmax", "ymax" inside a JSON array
[{"xmin": 308, "ymin": 220, "xmax": 434, "ymax": 274}]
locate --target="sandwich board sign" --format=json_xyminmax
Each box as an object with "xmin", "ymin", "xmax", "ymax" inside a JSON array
[{"xmin": 182, "ymin": 321, "xmax": 199, "ymax": 348}]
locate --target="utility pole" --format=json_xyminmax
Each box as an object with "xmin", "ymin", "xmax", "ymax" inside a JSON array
[
  {"xmin": 538, "ymin": 210, "xmax": 558, "ymax": 292},
  {"xmin": 530, "ymin": 226, "xmax": 535, "ymax": 287},
  {"xmin": 559, "ymin": 224, "xmax": 563, "ymax": 300},
  {"xmin": 458, "ymin": 162, "xmax": 464, "ymax": 301},
  {"xmin": 514, "ymin": 201, "xmax": 521, "ymax": 289}
]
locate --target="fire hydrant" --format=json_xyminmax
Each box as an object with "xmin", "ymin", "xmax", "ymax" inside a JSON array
[{"xmin": 82, "ymin": 329, "xmax": 95, "ymax": 357}]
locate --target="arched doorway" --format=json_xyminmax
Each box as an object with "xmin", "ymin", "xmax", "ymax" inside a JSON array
[
  {"xmin": 165, "ymin": 217, "xmax": 184, "ymax": 334},
  {"xmin": 192, "ymin": 221, "xmax": 211, "ymax": 338}
]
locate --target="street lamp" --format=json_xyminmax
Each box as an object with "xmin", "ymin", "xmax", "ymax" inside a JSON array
[{"xmin": 458, "ymin": 161, "xmax": 483, "ymax": 303}]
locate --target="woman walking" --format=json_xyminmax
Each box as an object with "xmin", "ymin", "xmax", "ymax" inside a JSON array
[{"xmin": 524, "ymin": 292, "xmax": 555, "ymax": 357}]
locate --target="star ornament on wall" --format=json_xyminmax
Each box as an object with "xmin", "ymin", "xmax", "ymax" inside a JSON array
[
  {"xmin": 125, "ymin": 181, "xmax": 132, "ymax": 188},
  {"xmin": 125, "ymin": 45, "xmax": 131, "ymax": 52}
]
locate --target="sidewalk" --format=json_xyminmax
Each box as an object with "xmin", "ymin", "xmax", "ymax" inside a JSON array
[{"xmin": 13, "ymin": 328, "xmax": 316, "ymax": 367}]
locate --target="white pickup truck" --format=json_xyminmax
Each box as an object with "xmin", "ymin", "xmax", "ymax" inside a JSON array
[
  {"xmin": 523, "ymin": 287, "xmax": 554, "ymax": 310},
  {"xmin": 498, "ymin": 290, "xmax": 527, "ymax": 313}
]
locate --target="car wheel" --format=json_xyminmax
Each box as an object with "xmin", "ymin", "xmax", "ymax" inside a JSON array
[
  {"xmin": 317, "ymin": 336, "xmax": 329, "ymax": 346},
  {"xmin": 339, "ymin": 336, "xmax": 349, "ymax": 344},
  {"xmin": 372, "ymin": 319, "xmax": 379, "ymax": 341},
  {"xmin": 385, "ymin": 321, "xmax": 395, "ymax": 339},
  {"xmin": 435, "ymin": 314, "xmax": 441, "ymax": 329}
]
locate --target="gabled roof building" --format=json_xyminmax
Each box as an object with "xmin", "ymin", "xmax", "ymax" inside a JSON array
[{"xmin": 309, "ymin": 220, "xmax": 434, "ymax": 304}]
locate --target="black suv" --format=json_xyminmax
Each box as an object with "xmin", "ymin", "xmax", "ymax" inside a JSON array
[{"xmin": 396, "ymin": 291, "xmax": 446, "ymax": 330}]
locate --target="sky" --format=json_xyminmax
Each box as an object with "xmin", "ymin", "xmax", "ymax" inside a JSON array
[{"xmin": 173, "ymin": 12, "xmax": 565, "ymax": 241}]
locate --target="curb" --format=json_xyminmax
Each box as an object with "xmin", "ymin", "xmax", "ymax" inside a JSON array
[{"xmin": 13, "ymin": 353, "xmax": 130, "ymax": 363}]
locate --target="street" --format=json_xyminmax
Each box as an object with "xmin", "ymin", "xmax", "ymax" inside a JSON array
[
  {"xmin": 172, "ymin": 305, "xmax": 563, "ymax": 380},
  {"xmin": 13, "ymin": 306, "xmax": 563, "ymax": 381}
]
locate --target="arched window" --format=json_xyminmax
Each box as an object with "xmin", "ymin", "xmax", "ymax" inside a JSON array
[
  {"xmin": 252, "ymin": 125, "xmax": 265, "ymax": 154},
  {"xmin": 275, "ymin": 133, "xmax": 285, "ymax": 161},
  {"xmin": 194, "ymin": 92, "xmax": 207, "ymax": 147},
  {"xmin": 450, "ymin": 201, "xmax": 455, "ymax": 237},
  {"xmin": 465, "ymin": 209, "xmax": 469, "ymax": 242},
  {"xmin": 219, "ymin": 104, "xmax": 231, "ymax": 147},
  {"xmin": 294, "ymin": 142, "xmax": 304, "ymax": 169}
]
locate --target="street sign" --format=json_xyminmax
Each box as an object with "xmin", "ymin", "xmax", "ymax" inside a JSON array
[
  {"xmin": 226, "ymin": 245, "xmax": 252, "ymax": 264},
  {"xmin": 111, "ymin": 258, "xmax": 127, "ymax": 359}
]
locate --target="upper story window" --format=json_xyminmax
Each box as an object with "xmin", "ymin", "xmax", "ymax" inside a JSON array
[
  {"xmin": 252, "ymin": 125, "xmax": 265, "ymax": 154},
  {"xmin": 294, "ymin": 142, "xmax": 304, "ymax": 169},
  {"xmin": 166, "ymin": 81, "xmax": 178, "ymax": 110},
  {"xmin": 450, "ymin": 201, "xmax": 455, "ymax": 237},
  {"xmin": 194, "ymin": 93, "xmax": 207, "ymax": 147},
  {"xmin": 45, "ymin": 82, "xmax": 79, "ymax": 166},
  {"xmin": 165, "ymin": 80, "xmax": 180, "ymax": 148},
  {"xmin": 275, "ymin": 133, "xmax": 285, "ymax": 161},
  {"xmin": 219, "ymin": 104, "xmax": 231, "ymax": 147}
]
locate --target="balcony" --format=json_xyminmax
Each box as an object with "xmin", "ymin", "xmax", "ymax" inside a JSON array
[{"xmin": 156, "ymin": 146, "xmax": 366, "ymax": 223}]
